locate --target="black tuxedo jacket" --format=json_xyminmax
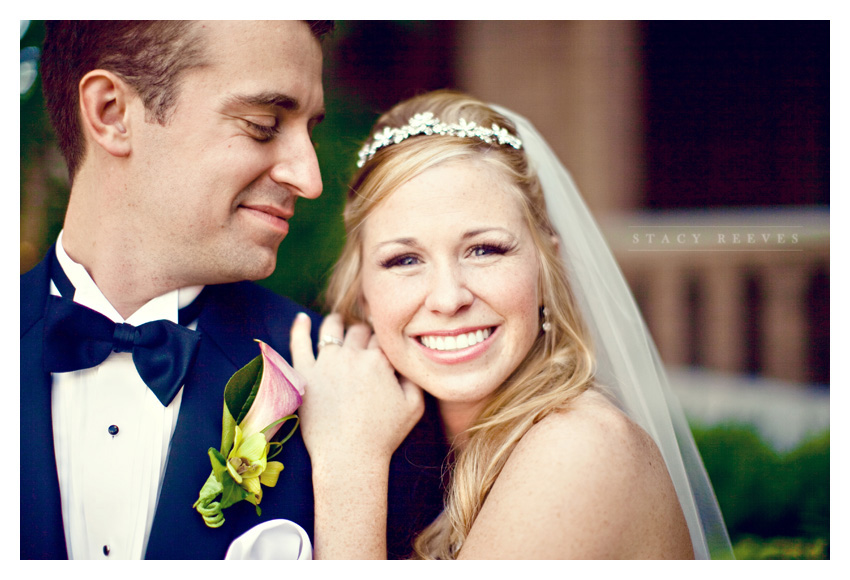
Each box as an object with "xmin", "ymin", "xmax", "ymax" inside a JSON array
[{"xmin": 21, "ymin": 247, "xmax": 447, "ymax": 559}]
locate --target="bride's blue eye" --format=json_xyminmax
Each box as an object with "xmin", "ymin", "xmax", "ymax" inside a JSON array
[
  {"xmin": 381, "ymin": 254, "xmax": 420, "ymax": 268},
  {"xmin": 471, "ymin": 243, "xmax": 511, "ymax": 257}
]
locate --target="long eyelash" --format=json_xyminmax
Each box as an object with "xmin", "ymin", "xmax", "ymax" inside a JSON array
[
  {"xmin": 247, "ymin": 121, "xmax": 279, "ymax": 142},
  {"xmin": 380, "ymin": 254, "xmax": 418, "ymax": 269},
  {"xmin": 473, "ymin": 242, "xmax": 514, "ymax": 256}
]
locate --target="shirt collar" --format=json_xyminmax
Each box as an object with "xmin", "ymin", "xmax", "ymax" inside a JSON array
[{"xmin": 54, "ymin": 230, "xmax": 204, "ymax": 326}]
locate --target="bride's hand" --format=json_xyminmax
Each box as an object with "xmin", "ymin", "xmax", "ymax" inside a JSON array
[{"xmin": 290, "ymin": 312, "xmax": 424, "ymax": 471}]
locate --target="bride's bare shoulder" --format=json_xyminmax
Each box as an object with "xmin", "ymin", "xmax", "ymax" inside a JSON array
[
  {"xmin": 524, "ymin": 388, "xmax": 657, "ymax": 459},
  {"xmin": 459, "ymin": 388, "xmax": 694, "ymax": 559},
  {"xmin": 521, "ymin": 388, "xmax": 681, "ymax": 502}
]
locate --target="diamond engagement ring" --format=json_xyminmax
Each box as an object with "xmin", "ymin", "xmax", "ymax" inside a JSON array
[{"xmin": 317, "ymin": 335, "xmax": 344, "ymax": 350}]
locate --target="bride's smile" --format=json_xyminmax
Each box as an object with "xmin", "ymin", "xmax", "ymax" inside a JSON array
[
  {"xmin": 413, "ymin": 325, "xmax": 497, "ymax": 364},
  {"xmin": 360, "ymin": 160, "xmax": 541, "ymax": 409},
  {"xmin": 416, "ymin": 325, "xmax": 493, "ymax": 351}
]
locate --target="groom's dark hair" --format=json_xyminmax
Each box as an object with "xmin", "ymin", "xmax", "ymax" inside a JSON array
[{"xmin": 41, "ymin": 20, "xmax": 333, "ymax": 181}]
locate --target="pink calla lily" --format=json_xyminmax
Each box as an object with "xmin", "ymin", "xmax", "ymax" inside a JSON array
[{"xmin": 238, "ymin": 340, "xmax": 306, "ymax": 441}]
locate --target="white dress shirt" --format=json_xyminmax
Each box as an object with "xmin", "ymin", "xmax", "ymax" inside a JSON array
[{"xmin": 50, "ymin": 232, "xmax": 203, "ymax": 559}]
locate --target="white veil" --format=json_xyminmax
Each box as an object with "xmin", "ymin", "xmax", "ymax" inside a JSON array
[{"xmin": 494, "ymin": 105, "xmax": 734, "ymax": 559}]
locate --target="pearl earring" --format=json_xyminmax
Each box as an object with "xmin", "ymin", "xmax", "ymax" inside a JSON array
[{"xmin": 541, "ymin": 307, "xmax": 551, "ymax": 332}]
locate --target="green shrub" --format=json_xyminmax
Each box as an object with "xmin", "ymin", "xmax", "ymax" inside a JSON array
[
  {"xmin": 733, "ymin": 536, "xmax": 829, "ymax": 560},
  {"xmin": 691, "ymin": 423, "xmax": 829, "ymax": 558},
  {"xmin": 784, "ymin": 431, "xmax": 830, "ymax": 539}
]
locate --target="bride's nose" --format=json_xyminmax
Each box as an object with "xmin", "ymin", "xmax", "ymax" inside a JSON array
[{"xmin": 423, "ymin": 264, "xmax": 474, "ymax": 315}]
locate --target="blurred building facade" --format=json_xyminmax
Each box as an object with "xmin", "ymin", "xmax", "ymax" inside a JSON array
[
  {"xmin": 21, "ymin": 20, "xmax": 829, "ymax": 386},
  {"xmin": 454, "ymin": 20, "xmax": 829, "ymax": 386}
]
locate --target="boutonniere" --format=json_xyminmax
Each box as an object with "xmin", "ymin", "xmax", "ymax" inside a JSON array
[{"xmin": 193, "ymin": 340, "xmax": 306, "ymax": 528}]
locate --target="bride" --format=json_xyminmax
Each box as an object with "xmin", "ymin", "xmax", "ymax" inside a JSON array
[{"xmin": 289, "ymin": 90, "xmax": 733, "ymax": 559}]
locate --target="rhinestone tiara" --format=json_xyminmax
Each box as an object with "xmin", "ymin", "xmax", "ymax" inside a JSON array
[{"xmin": 356, "ymin": 111, "xmax": 523, "ymax": 168}]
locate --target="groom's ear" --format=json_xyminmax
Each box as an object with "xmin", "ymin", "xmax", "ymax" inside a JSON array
[{"xmin": 78, "ymin": 69, "xmax": 134, "ymax": 159}]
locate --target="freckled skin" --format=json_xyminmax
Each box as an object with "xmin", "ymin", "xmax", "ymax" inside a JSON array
[
  {"xmin": 459, "ymin": 390, "xmax": 695, "ymax": 559},
  {"xmin": 360, "ymin": 160, "xmax": 541, "ymax": 435}
]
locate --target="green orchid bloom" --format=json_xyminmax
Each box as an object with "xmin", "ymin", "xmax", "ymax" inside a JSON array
[{"xmin": 226, "ymin": 425, "xmax": 285, "ymax": 505}]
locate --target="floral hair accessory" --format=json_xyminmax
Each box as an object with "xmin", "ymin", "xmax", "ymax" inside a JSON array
[
  {"xmin": 193, "ymin": 340, "xmax": 306, "ymax": 528},
  {"xmin": 356, "ymin": 111, "xmax": 523, "ymax": 167}
]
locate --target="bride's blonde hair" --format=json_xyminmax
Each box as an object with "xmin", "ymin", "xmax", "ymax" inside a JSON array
[{"xmin": 325, "ymin": 90, "xmax": 597, "ymax": 559}]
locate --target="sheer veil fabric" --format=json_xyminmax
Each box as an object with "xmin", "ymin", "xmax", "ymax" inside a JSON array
[{"xmin": 494, "ymin": 105, "xmax": 734, "ymax": 559}]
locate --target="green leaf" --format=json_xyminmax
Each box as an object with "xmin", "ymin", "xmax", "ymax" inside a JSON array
[
  {"xmin": 220, "ymin": 404, "xmax": 237, "ymax": 457},
  {"xmin": 193, "ymin": 467, "xmax": 227, "ymax": 528},
  {"xmin": 192, "ymin": 449, "xmax": 229, "ymax": 510},
  {"xmin": 219, "ymin": 474, "xmax": 249, "ymax": 510},
  {"xmin": 223, "ymin": 355, "xmax": 263, "ymax": 425},
  {"xmin": 237, "ymin": 363, "xmax": 265, "ymax": 426},
  {"xmin": 193, "ymin": 471, "xmax": 223, "ymax": 509},
  {"xmin": 209, "ymin": 448, "xmax": 228, "ymax": 480},
  {"xmin": 195, "ymin": 497, "xmax": 225, "ymax": 528}
]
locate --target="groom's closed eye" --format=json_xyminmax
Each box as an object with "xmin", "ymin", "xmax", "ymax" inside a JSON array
[{"xmin": 242, "ymin": 118, "xmax": 279, "ymax": 142}]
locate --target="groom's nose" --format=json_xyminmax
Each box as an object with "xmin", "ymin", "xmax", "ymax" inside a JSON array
[{"xmin": 269, "ymin": 129, "xmax": 322, "ymax": 201}]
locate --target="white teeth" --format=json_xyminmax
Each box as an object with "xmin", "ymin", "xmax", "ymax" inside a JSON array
[{"xmin": 419, "ymin": 328, "xmax": 491, "ymax": 351}]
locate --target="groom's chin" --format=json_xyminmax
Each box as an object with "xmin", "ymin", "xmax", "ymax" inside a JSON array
[
  {"xmin": 239, "ymin": 253, "xmax": 280, "ymax": 283},
  {"xmin": 206, "ymin": 243, "xmax": 281, "ymax": 285}
]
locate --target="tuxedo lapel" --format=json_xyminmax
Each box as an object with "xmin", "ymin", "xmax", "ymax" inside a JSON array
[
  {"xmin": 145, "ymin": 282, "xmax": 314, "ymax": 559},
  {"xmin": 20, "ymin": 248, "xmax": 68, "ymax": 559},
  {"xmin": 144, "ymin": 319, "xmax": 242, "ymax": 559}
]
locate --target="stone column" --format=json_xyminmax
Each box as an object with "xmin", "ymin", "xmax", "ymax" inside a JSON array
[
  {"xmin": 457, "ymin": 20, "xmax": 643, "ymax": 216},
  {"xmin": 645, "ymin": 260, "xmax": 690, "ymax": 368},
  {"xmin": 761, "ymin": 264, "xmax": 809, "ymax": 383},
  {"xmin": 703, "ymin": 263, "xmax": 746, "ymax": 373}
]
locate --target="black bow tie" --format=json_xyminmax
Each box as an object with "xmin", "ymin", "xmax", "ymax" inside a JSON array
[{"xmin": 43, "ymin": 251, "xmax": 204, "ymax": 406}]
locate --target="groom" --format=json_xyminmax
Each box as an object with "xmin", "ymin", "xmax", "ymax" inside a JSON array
[{"xmin": 21, "ymin": 21, "xmax": 445, "ymax": 559}]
